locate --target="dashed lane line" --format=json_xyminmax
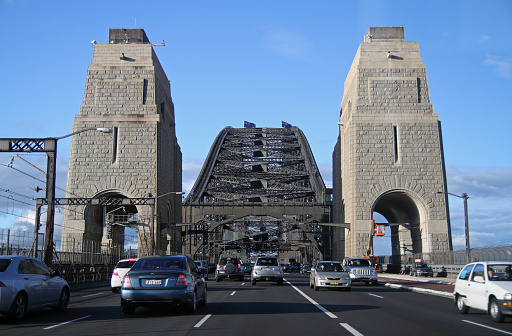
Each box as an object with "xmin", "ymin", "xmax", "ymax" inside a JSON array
[
  {"xmin": 284, "ymin": 279, "xmax": 337, "ymax": 319},
  {"xmin": 43, "ymin": 315, "xmax": 92, "ymax": 330},
  {"xmin": 463, "ymin": 320, "xmax": 512, "ymax": 335},
  {"xmin": 194, "ymin": 314, "xmax": 212, "ymax": 328}
]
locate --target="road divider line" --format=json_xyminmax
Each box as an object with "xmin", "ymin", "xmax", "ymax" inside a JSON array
[
  {"xmin": 230, "ymin": 291, "xmax": 236, "ymax": 296},
  {"xmin": 368, "ymin": 293, "xmax": 383, "ymax": 298},
  {"xmin": 194, "ymin": 314, "xmax": 212, "ymax": 328},
  {"xmin": 44, "ymin": 315, "xmax": 92, "ymax": 330},
  {"xmin": 82, "ymin": 292, "xmax": 104, "ymax": 298},
  {"xmin": 462, "ymin": 320, "xmax": 512, "ymax": 335},
  {"xmin": 340, "ymin": 323, "xmax": 364, "ymax": 336},
  {"xmin": 285, "ymin": 279, "xmax": 337, "ymax": 319}
]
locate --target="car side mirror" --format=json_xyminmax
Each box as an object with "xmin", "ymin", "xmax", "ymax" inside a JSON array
[
  {"xmin": 52, "ymin": 270, "xmax": 62, "ymax": 277},
  {"xmin": 473, "ymin": 275, "xmax": 485, "ymax": 283}
]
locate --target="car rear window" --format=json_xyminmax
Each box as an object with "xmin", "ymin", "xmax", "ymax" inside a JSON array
[
  {"xmin": 117, "ymin": 260, "xmax": 137, "ymax": 268},
  {"xmin": 219, "ymin": 258, "xmax": 239, "ymax": 265},
  {"xmin": 257, "ymin": 258, "xmax": 278, "ymax": 266},
  {"xmin": 132, "ymin": 257, "xmax": 184, "ymax": 270},
  {"xmin": 0, "ymin": 259, "xmax": 12, "ymax": 272}
]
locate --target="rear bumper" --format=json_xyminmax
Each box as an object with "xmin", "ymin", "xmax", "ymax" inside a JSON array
[{"xmin": 121, "ymin": 288, "xmax": 192, "ymax": 306}]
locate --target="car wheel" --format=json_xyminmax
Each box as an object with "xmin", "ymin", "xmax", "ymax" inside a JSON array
[
  {"xmin": 199, "ymin": 288, "xmax": 207, "ymax": 307},
  {"xmin": 456, "ymin": 295, "xmax": 469, "ymax": 314},
  {"xmin": 239, "ymin": 275, "xmax": 244, "ymax": 281},
  {"xmin": 410, "ymin": 271, "xmax": 414, "ymax": 276},
  {"xmin": 310, "ymin": 280, "xmax": 314, "ymax": 288},
  {"xmin": 345, "ymin": 287, "xmax": 352, "ymax": 292},
  {"xmin": 277, "ymin": 279, "xmax": 283, "ymax": 286},
  {"xmin": 314, "ymin": 280, "xmax": 319, "ymax": 291},
  {"xmin": 371, "ymin": 280, "xmax": 378, "ymax": 286},
  {"xmin": 111, "ymin": 287, "xmax": 119, "ymax": 293},
  {"xmin": 9, "ymin": 293, "xmax": 27, "ymax": 321},
  {"xmin": 53, "ymin": 287, "xmax": 70, "ymax": 312},
  {"xmin": 490, "ymin": 298, "xmax": 504, "ymax": 322},
  {"xmin": 121, "ymin": 299, "xmax": 135, "ymax": 314},
  {"xmin": 186, "ymin": 291, "xmax": 197, "ymax": 314},
  {"xmin": 252, "ymin": 279, "xmax": 256, "ymax": 285},
  {"xmin": 216, "ymin": 277, "xmax": 221, "ymax": 282}
]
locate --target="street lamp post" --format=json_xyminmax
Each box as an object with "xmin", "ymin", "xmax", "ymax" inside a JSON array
[{"xmin": 435, "ymin": 191, "xmax": 470, "ymax": 263}]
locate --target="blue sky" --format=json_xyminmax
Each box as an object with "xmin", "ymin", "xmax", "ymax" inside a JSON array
[{"xmin": 0, "ymin": 0, "xmax": 511, "ymax": 254}]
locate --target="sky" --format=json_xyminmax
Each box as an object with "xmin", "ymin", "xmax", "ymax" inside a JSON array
[{"xmin": 0, "ymin": 0, "xmax": 511, "ymax": 255}]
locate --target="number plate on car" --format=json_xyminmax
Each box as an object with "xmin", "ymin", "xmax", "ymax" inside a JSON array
[
  {"xmin": 330, "ymin": 281, "xmax": 339, "ymax": 285},
  {"xmin": 146, "ymin": 279, "xmax": 162, "ymax": 285}
]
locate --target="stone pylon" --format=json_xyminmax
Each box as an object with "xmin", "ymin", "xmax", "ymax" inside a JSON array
[
  {"xmin": 61, "ymin": 29, "xmax": 182, "ymax": 257},
  {"xmin": 332, "ymin": 27, "xmax": 452, "ymax": 261}
]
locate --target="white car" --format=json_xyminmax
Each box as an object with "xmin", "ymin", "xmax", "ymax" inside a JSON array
[
  {"xmin": 453, "ymin": 261, "xmax": 512, "ymax": 322},
  {"xmin": 310, "ymin": 261, "xmax": 351, "ymax": 291},
  {"xmin": 111, "ymin": 258, "xmax": 138, "ymax": 293}
]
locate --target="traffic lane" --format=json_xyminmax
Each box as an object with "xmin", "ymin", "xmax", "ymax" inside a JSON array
[
  {"xmin": 293, "ymin": 273, "xmax": 512, "ymax": 336},
  {"xmin": 0, "ymin": 284, "xmax": 217, "ymax": 336},
  {"xmin": 379, "ymin": 275, "xmax": 455, "ymax": 293},
  {"xmin": 196, "ymin": 277, "xmax": 356, "ymax": 335}
]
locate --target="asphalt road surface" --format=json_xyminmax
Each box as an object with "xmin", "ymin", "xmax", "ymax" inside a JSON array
[{"xmin": 1, "ymin": 272, "xmax": 511, "ymax": 335}]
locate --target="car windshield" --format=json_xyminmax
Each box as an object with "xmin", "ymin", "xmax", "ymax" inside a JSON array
[
  {"xmin": 219, "ymin": 258, "xmax": 238, "ymax": 265},
  {"xmin": 257, "ymin": 258, "xmax": 278, "ymax": 266},
  {"xmin": 417, "ymin": 263, "xmax": 429, "ymax": 268},
  {"xmin": 487, "ymin": 264, "xmax": 512, "ymax": 281},
  {"xmin": 317, "ymin": 262, "xmax": 345, "ymax": 272},
  {"xmin": 0, "ymin": 259, "xmax": 12, "ymax": 272},
  {"xmin": 132, "ymin": 257, "xmax": 184, "ymax": 271},
  {"xmin": 349, "ymin": 259, "xmax": 371, "ymax": 267}
]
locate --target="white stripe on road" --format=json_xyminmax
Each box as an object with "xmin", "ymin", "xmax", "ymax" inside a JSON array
[
  {"xmin": 44, "ymin": 315, "xmax": 92, "ymax": 330},
  {"xmin": 82, "ymin": 292, "xmax": 104, "ymax": 298},
  {"xmin": 194, "ymin": 314, "xmax": 212, "ymax": 328},
  {"xmin": 230, "ymin": 291, "xmax": 236, "ymax": 296},
  {"xmin": 368, "ymin": 293, "xmax": 383, "ymax": 298},
  {"xmin": 463, "ymin": 320, "xmax": 512, "ymax": 335},
  {"xmin": 340, "ymin": 323, "xmax": 364, "ymax": 336},
  {"xmin": 284, "ymin": 279, "xmax": 338, "ymax": 319}
]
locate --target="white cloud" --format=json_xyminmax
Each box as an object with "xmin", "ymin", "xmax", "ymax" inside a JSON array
[
  {"xmin": 483, "ymin": 52, "xmax": 512, "ymax": 78},
  {"xmin": 478, "ymin": 34, "xmax": 491, "ymax": 43}
]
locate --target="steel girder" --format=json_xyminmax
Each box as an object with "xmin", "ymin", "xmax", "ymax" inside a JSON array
[{"xmin": 183, "ymin": 127, "xmax": 331, "ymax": 260}]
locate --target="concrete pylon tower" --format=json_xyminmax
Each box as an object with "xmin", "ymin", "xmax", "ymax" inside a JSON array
[
  {"xmin": 332, "ymin": 27, "xmax": 452, "ymax": 260},
  {"xmin": 61, "ymin": 28, "xmax": 182, "ymax": 256}
]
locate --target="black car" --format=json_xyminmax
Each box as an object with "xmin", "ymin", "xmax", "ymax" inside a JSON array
[
  {"xmin": 289, "ymin": 262, "xmax": 301, "ymax": 272},
  {"xmin": 215, "ymin": 256, "xmax": 244, "ymax": 281},
  {"xmin": 410, "ymin": 262, "xmax": 433, "ymax": 277}
]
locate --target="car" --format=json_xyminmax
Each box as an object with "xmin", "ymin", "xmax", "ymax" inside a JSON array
[
  {"xmin": 194, "ymin": 261, "xmax": 209, "ymax": 280},
  {"xmin": 215, "ymin": 256, "xmax": 244, "ymax": 281},
  {"xmin": 310, "ymin": 261, "xmax": 351, "ymax": 291},
  {"xmin": 342, "ymin": 257, "xmax": 378, "ymax": 285},
  {"xmin": 111, "ymin": 258, "xmax": 138, "ymax": 293},
  {"xmin": 207, "ymin": 263, "xmax": 216, "ymax": 274},
  {"xmin": 289, "ymin": 262, "xmax": 301, "ymax": 272},
  {"xmin": 410, "ymin": 262, "xmax": 433, "ymax": 277},
  {"xmin": 120, "ymin": 255, "xmax": 207, "ymax": 314},
  {"xmin": 453, "ymin": 261, "xmax": 512, "ymax": 323},
  {"xmin": 251, "ymin": 256, "xmax": 283, "ymax": 285},
  {"xmin": 300, "ymin": 264, "xmax": 312, "ymax": 274},
  {"xmin": 242, "ymin": 262, "xmax": 253, "ymax": 274},
  {"xmin": 0, "ymin": 256, "xmax": 70, "ymax": 321}
]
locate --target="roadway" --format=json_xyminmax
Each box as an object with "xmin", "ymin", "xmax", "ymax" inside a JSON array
[{"xmin": 1, "ymin": 272, "xmax": 511, "ymax": 335}]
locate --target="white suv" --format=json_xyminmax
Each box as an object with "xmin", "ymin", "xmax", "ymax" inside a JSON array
[
  {"xmin": 111, "ymin": 258, "xmax": 138, "ymax": 293},
  {"xmin": 454, "ymin": 261, "xmax": 512, "ymax": 322}
]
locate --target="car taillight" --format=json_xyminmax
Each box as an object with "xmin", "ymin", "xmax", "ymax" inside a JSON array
[
  {"xmin": 122, "ymin": 274, "xmax": 132, "ymax": 288},
  {"xmin": 176, "ymin": 274, "xmax": 187, "ymax": 286},
  {"xmin": 113, "ymin": 267, "xmax": 118, "ymax": 276},
  {"xmin": 216, "ymin": 264, "xmax": 220, "ymax": 269},
  {"xmin": 0, "ymin": 281, "xmax": 6, "ymax": 287}
]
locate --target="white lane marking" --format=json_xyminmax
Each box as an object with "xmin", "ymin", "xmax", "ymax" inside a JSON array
[
  {"xmin": 463, "ymin": 320, "xmax": 512, "ymax": 335},
  {"xmin": 230, "ymin": 291, "xmax": 236, "ymax": 296},
  {"xmin": 285, "ymin": 279, "xmax": 337, "ymax": 319},
  {"xmin": 82, "ymin": 292, "xmax": 104, "ymax": 298},
  {"xmin": 194, "ymin": 314, "xmax": 212, "ymax": 328},
  {"xmin": 368, "ymin": 293, "xmax": 383, "ymax": 298},
  {"xmin": 340, "ymin": 323, "xmax": 364, "ymax": 336},
  {"xmin": 44, "ymin": 315, "xmax": 92, "ymax": 330}
]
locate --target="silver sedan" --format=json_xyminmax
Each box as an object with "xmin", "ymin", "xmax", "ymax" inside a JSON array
[
  {"xmin": 0, "ymin": 256, "xmax": 70, "ymax": 321},
  {"xmin": 310, "ymin": 261, "xmax": 351, "ymax": 291}
]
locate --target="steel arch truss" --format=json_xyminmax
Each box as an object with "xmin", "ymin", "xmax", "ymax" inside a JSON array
[{"xmin": 183, "ymin": 127, "xmax": 331, "ymax": 260}]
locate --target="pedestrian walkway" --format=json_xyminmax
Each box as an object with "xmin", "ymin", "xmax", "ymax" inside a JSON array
[{"xmin": 378, "ymin": 273, "xmax": 455, "ymax": 299}]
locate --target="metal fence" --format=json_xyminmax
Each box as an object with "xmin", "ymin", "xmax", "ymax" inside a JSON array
[{"xmin": 1, "ymin": 228, "xmax": 511, "ymax": 281}]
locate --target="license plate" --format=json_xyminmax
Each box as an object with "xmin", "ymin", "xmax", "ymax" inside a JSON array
[
  {"xmin": 145, "ymin": 279, "xmax": 162, "ymax": 285},
  {"xmin": 262, "ymin": 267, "xmax": 270, "ymax": 270},
  {"xmin": 330, "ymin": 281, "xmax": 339, "ymax": 285}
]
